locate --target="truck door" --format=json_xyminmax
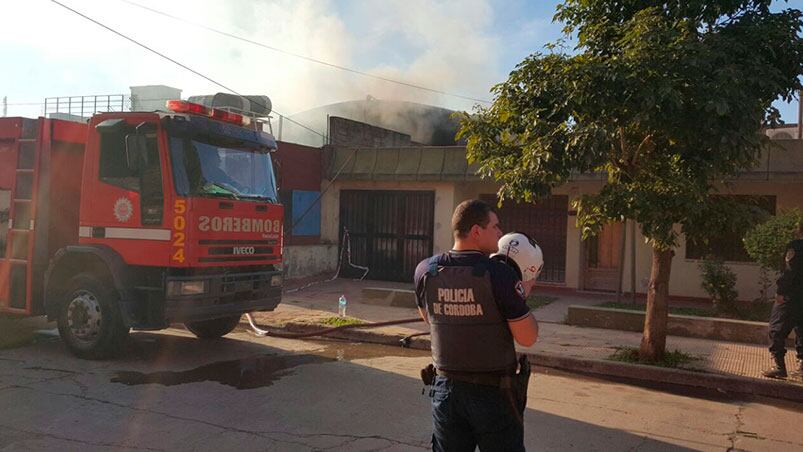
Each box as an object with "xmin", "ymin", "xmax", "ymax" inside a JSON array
[{"xmin": 80, "ymin": 117, "xmax": 169, "ymax": 266}]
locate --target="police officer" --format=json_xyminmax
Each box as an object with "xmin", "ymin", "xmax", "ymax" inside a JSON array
[
  {"xmin": 414, "ymin": 199, "xmax": 540, "ymax": 451},
  {"xmin": 762, "ymin": 219, "xmax": 803, "ymax": 379}
]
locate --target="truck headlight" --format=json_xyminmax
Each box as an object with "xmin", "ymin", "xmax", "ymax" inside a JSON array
[
  {"xmin": 270, "ymin": 275, "xmax": 282, "ymax": 287},
  {"xmin": 167, "ymin": 280, "xmax": 208, "ymax": 296}
]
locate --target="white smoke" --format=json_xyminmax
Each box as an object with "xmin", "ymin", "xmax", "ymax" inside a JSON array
[{"xmin": 1, "ymin": 0, "xmax": 501, "ymax": 119}]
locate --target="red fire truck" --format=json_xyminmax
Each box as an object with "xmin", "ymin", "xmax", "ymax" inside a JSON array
[{"xmin": 0, "ymin": 98, "xmax": 284, "ymax": 359}]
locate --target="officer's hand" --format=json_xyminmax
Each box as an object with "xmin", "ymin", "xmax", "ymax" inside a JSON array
[{"xmin": 775, "ymin": 294, "xmax": 786, "ymax": 305}]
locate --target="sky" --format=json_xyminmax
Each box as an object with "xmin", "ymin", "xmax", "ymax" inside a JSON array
[{"xmin": 2, "ymin": 0, "xmax": 802, "ymax": 129}]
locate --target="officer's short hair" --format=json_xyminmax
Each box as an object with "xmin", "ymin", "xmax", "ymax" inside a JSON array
[{"xmin": 452, "ymin": 199, "xmax": 495, "ymax": 239}]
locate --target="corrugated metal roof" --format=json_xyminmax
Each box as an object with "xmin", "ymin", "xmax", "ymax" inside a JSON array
[
  {"xmin": 325, "ymin": 141, "xmax": 803, "ymax": 182},
  {"xmin": 326, "ymin": 146, "xmax": 482, "ymax": 181}
]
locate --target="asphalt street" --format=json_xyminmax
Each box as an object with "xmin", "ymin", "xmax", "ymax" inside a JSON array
[{"xmin": 0, "ymin": 327, "xmax": 801, "ymax": 451}]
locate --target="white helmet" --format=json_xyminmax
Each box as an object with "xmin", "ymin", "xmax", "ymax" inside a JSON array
[{"xmin": 491, "ymin": 232, "xmax": 544, "ymax": 282}]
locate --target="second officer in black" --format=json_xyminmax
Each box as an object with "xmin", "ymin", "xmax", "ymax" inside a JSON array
[{"xmin": 762, "ymin": 219, "xmax": 803, "ymax": 378}]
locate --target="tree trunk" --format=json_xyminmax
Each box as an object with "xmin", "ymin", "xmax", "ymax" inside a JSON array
[{"xmin": 639, "ymin": 246, "xmax": 674, "ymax": 361}]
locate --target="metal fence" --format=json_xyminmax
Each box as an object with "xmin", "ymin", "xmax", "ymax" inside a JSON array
[{"xmin": 43, "ymin": 95, "xmax": 129, "ymax": 119}]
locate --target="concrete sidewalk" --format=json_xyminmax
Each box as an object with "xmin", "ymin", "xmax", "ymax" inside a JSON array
[{"xmin": 253, "ymin": 278, "xmax": 803, "ymax": 400}]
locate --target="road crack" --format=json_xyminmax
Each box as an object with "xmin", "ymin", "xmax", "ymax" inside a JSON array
[
  {"xmin": 726, "ymin": 403, "xmax": 749, "ymax": 451},
  {"xmin": 5, "ymin": 384, "xmax": 427, "ymax": 450}
]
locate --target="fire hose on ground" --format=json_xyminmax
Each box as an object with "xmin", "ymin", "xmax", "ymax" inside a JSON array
[
  {"xmin": 244, "ymin": 313, "xmax": 429, "ymax": 347},
  {"xmin": 246, "ymin": 225, "xmax": 430, "ymax": 346}
]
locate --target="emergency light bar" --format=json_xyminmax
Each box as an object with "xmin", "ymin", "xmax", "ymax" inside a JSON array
[{"xmin": 166, "ymin": 100, "xmax": 252, "ymax": 127}]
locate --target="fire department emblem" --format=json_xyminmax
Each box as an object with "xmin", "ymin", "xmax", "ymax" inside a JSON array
[{"xmin": 113, "ymin": 198, "xmax": 134, "ymax": 223}]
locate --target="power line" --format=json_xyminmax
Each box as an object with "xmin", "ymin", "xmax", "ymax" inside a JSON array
[
  {"xmin": 49, "ymin": 0, "xmax": 327, "ymax": 140},
  {"xmin": 119, "ymin": 0, "xmax": 492, "ymax": 105}
]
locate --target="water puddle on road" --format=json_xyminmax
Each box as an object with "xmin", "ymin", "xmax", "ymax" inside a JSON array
[
  {"xmin": 111, "ymin": 340, "xmax": 428, "ymax": 390},
  {"xmin": 112, "ymin": 353, "xmax": 331, "ymax": 390}
]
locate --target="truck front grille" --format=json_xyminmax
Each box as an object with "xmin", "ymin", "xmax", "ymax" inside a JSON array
[{"xmin": 198, "ymin": 239, "xmax": 279, "ymax": 263}]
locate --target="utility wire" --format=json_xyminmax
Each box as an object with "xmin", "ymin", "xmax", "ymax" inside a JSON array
[
  {"xmin": 49, "ymin": 0, "xmax": 327, "ymax": 140},
  {"xmin": 119, "ymin": 0, "xmax": 492, "ymax": 105}
]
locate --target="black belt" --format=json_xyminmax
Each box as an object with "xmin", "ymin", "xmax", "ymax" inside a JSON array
[{"xmin": 436, "ymin": 369, "xmax": 514, "ymax": 388}]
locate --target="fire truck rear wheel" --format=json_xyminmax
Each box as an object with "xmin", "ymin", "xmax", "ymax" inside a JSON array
[
  {"xmin": 57, "ymin": 273, "xmax": 129, "ymax": 360},
  {"xmin": 185, "ymin": 315, "xmax": 242, "ymax": 339}
]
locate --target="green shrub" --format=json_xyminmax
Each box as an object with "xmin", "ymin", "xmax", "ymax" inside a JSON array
[
  {"xmin": 743, "ymin": 209, "xmax": 802, "ymax": 303},
  {"xmin": 743, "ymin": 208, "xmax": 803, "ymax": 273},
  {"xmin": 699, "ymin": 258, "xmax": 738, "ymax": 313}
]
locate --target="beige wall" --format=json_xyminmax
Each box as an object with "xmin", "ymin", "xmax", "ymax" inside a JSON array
[
  {"xmin": 667, "ymin": 181, "xmax": 803, "ymax": 300},
  {"xmin": 283, "ymin": 244, "xmax": 339, "ymax": 279},
  {"xmin": 563, "ymin": 180, "xmax": 803, "ymax": 301}
]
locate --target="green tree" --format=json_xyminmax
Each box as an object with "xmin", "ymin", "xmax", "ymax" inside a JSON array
[{"xmin": 457, "ymin": 1, "xmax": 803, "ymax": 360}]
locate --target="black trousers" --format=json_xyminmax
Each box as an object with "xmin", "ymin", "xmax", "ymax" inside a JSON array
[{"xmin": 768, "ymin": 297, "xmax": 803, "ymax": 360}]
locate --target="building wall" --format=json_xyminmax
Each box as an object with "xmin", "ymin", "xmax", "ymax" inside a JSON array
[
  {"xmin": 317, "ymin": 137, "xmax": 803, "ymax": 299},
  {"xmin": 449, "ymin": 179, "xmax": 803, "ymax": 301},
  {"xmin": 328, "ymin": 116, "xmax": 413, "ymax": 148},
  {"xmin": 283, "ymin": 244, "xmax": 338, "ymax": 279},
  {"xmin": 274, "ymin": 141, "xmax": 321, "ymax": 191},
  {"xmin": 273, "ymin": 141, "xmax": 323, "ymax": 246}
]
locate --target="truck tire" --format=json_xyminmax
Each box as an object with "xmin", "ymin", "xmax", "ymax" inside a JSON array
[
  {"xmin": 56, "ymin": 273, "xmax": 129, "ymax": 360},
  {"xmin": 185, "ymin": 315, "xmax": 241, "ymax": 339}
]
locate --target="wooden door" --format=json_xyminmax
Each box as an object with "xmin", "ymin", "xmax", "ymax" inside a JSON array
[{"xmin": 582, "ymin": 222, "xmax": 623, "ymax": 292}]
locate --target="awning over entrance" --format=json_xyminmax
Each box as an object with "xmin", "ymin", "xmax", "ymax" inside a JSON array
[{"xmin": 325, "ymin": 146, "xmax": 481, "ymax": 181}]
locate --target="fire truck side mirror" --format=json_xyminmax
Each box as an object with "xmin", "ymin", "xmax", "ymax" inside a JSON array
[{"xmin": 124, "ymin": 133, "xmax": 149, "ymax": 172}]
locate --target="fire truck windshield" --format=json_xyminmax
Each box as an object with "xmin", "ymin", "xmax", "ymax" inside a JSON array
[{"xmin": 169, "ymin": 136, "xmax": 278, "ymax": 202}]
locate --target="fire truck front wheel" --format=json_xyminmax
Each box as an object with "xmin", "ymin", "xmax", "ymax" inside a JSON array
[
  {"xmin": 185, "ymin": 315, "xmax": 242, "ymax": 339},
  {"xmin": 57, "ymin": 273, "xmax": 129, "ymax": 360}
]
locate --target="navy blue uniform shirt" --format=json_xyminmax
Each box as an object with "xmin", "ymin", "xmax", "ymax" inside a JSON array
[{"xmin": 414, "ymin": 250, "xmax": 531, "ymax": 321}]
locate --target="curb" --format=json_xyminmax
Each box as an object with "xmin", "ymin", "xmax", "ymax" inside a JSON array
[
  {"xmin": 241, "ymin": 320, "xmax": 803, "ymax": 403},
  {"xmin": 528, "ymin": 352, "xmax": 803, "ymax": 403},
  {"xmin": 566, "ymin": 305, "xmax": 797, "ymax": 347}
]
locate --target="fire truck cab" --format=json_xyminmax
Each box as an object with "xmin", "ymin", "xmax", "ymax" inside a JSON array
[{"xmin": 0, "ymin": 98, "xmax": 284, "ymax": 359}]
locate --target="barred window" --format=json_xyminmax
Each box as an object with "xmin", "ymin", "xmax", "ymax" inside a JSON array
[{"xmin": 685, "ymin": 195, "xmax": 776, "ymax": 262}]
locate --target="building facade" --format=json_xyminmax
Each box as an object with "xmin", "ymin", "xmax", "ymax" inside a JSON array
[{"xmin": 318, "ymin": 138, "xmax": 803, "ymax": 301}]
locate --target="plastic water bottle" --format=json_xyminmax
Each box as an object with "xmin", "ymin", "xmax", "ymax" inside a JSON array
[{"xmin": 338, "ymin": 295, "xmax": 347, "ymax": 317}]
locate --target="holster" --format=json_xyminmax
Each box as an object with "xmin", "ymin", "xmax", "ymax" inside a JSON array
[
  {"xmin": 420, "ymin": 363, "xmax": 436, "ymax": 386},
  {"xmin": 514, "ymin": 355, "xmax": 531, "ymax": 415}
]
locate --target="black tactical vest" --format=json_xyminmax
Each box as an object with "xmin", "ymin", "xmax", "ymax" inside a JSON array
[{"xmin": 424, "ymin": 255, "xmax": 518, "ymax": 373}]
